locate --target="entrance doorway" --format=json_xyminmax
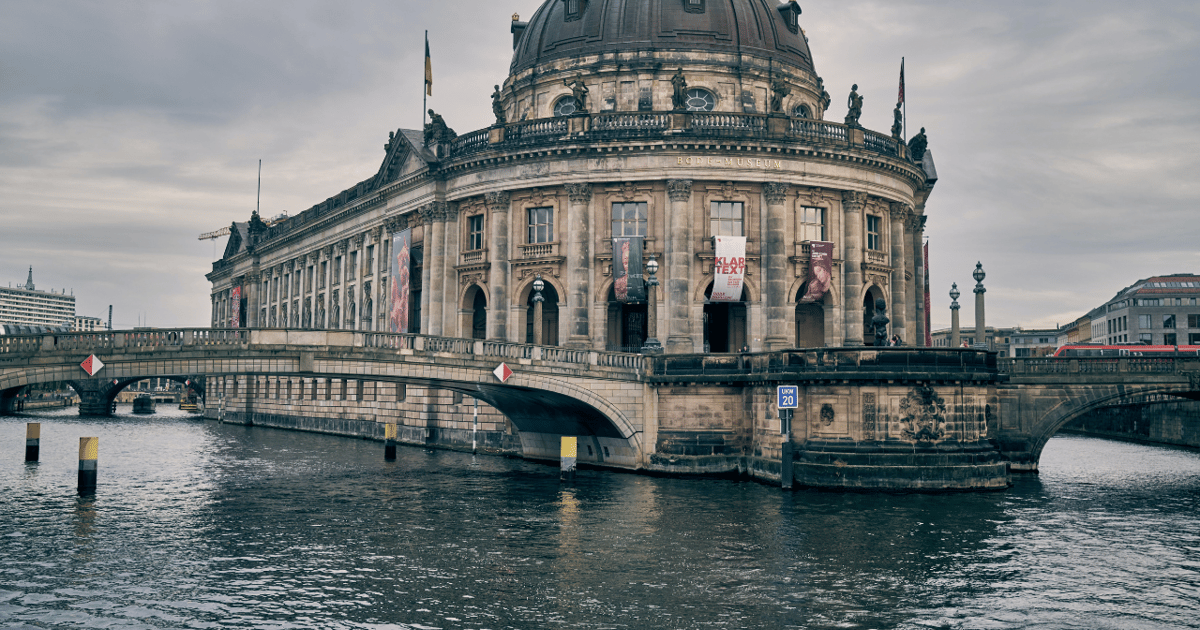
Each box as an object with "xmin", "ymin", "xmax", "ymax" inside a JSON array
[
  {"xmin": 606, "ymin": 286, "xmax": 648, "ymax": 352},
  {"xmin": 795, "ymin": 283, "xmax": 825, "ymax": 348},
  {"xmin": 526, "ymin": 282, "xmax": 560, "ymax": 346},
  {"xmin": 862, "ymin": 286, "xmax": 884, "ymax": 345},
  {"xmin": 470, "ymin": 288, "xmax": 487, "ymax": 340},
  {"xmin": 703, "ymin": 282, "xmax": 747, "ymax": 353}
]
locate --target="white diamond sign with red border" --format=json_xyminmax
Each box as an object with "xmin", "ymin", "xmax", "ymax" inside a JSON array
[
  {"xmin": 493, "ymin": 363, "xmax": 513, "ymax": 383},
  {"xmin": 80, "ymin": 355, "xmax": 105, "ymax": 376}
]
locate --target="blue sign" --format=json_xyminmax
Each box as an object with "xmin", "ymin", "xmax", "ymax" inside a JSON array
[{"xmin": 777, "ymin": 385, "xmax": 798, "ymax": 409}]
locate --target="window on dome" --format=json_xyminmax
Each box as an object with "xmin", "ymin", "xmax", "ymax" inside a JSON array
[
  {"xmin": 563, "ymin": 0, "xmax": 586, "ymax": 21},
  {"xmin": 683, "ymin": 0, "xmax": 705, "ymax": 13},
  {"xmin": 685, "ymin": 88, "xmax": 715, "ymax": 112},
  {"xmin": 553, "ymin": 96, "xmax": 578, "ymax": 117},
  {"xmin": 794, "ymin": 103, "xmax": 812, "ymax": 118},
  {"xmin": 777, "ymin": 1, "xmax": 801, "ymax": 34}
]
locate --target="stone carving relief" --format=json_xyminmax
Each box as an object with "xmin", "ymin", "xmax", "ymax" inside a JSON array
[
  {"xmin": 841, "ymin": 190, "xmax": 866, "ymax": 210},
  {"xmin": 485, "ymin": 191, "xmax": 511, "ymax": 213},
  {"xmin": 899, "ymin": 386, "xmax": 947, "ymax": 443},
  {"xmin": 815, "ymin": 403, "xmax": 835, "ymax": 427},
  {"xmin": 566, "ymin": 182, "xmax": 592, "ymax": 204},
  {"xmin": 764, "ymin": 182, "xmax": 788, "ymax": 205},
  {"xmin": 862, "ymin": 393, "xmax": 877, "ymax": 440},
  {"xmin": 667, "ymin": 179, "xmax": 692, "ymax": 202}
]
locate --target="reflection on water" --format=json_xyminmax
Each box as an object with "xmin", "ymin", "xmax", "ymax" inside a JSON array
[{"xmin": 2, "ymin": 409, "xmax": 1199, "ymax": 629}]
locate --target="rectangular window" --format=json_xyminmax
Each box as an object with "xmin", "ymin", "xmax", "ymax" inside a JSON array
[
  {"xmin": 334, "ymin": 257, "xmax": 342, "ymax": 282},
  {"xmin": 1139, "ymin": 333, "xmax": 1153, "ymax": 343},
  {"xmin": 710, "ymin": 201, "xmax": 744, "ymax": 236},
  {"xmin": 528, "ymin": 207, "xmax": 554, "ymax": 243},
  {"xmin": 866, "ymin": 215, "xmax": 882, "ymax": 250},
  {"xmin": 1191, "ymin": 333, "xmax": 1200, "ymax": 345},
  {"xmin": 612, "ymin": 202, "xmax": 648, "ymax": 237},
  {"xmin": 365, "ymin": 245, "xmax": 375, "ymax": 274},
  {"xmin": 349, "ymin": 252, "xmax": 358, "ymax": 278},
  {"xmin": 1164, "ymin": 333, "xmax": 1177, "ymax": 345},
  {"xmin": 1190, "ymin": 314, "xmax": 1200, "ymax": 328},
  {"xmin": 799, "ymin": 206, "xmax": 825, "ymax": 241},
  {"xmin": 1138, "ymin": 314, "xmax": 1152, "ymax": 329},
  {"xmin": 469, "ymin": 215, "xmax": 485, "ymax": 250},
  {"xmin": 1164, "ymin": 314, "xmax": 1176, "ymax": 329}
]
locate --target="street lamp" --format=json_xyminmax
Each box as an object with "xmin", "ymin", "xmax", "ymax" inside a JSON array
[
  {"xmin": 641, "ymin": 255, "xmax": 663, "ymax": 354},
  {"xmin": 972, "ymin": 262, "xmax": 987, "ymax": 349},
  {"xmin": 532, "ymin": 274, "xmax": 545, "ymax": 346}
]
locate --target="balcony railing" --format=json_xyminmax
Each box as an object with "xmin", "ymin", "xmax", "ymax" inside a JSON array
[{"xmin": 520, "ymin": 242, "xmax": 558, "ymax": 259}]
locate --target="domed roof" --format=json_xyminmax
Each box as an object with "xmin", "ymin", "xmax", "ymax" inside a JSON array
[{"xmin": 511, "ymin": 0, "xmax": 814, "ymax": 75}]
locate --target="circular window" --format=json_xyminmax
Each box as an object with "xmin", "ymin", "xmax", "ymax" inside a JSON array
[
  {"xmin": 553, "ymin": 97, "xmax": 578, "ymax": 117},
  {"xmin": 685, "ymin": 88, "xmax": 715, "ymax": 112}
]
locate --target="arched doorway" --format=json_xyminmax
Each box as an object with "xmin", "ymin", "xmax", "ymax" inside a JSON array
[
  {"xmin": 795, "ymin": 283, "xmax": 825, "ymax": 348},
  {"xmin": 703, "ymin": 282, "xmax": 747, "ymax": 353},
  {"xmin": 605, "ymin": 285, "xmax": 648, "ymax": 352},
  {"xmin": 468, "ymin": 287, "xmax": 487, "ymax": 340},
  {"xmin": 862, "ymin": 286, "xmax": 885, "ymax": 345},
  {"xmin": 526, "ymin": 282, "xmax": 559, "ymax": 345}
]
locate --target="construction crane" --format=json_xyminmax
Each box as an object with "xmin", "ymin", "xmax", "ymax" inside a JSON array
[{"xmin": 198, "ymin": 213, "xmax": 288, "ymax": 241}]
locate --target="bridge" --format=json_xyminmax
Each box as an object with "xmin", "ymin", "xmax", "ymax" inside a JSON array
[
  {"xmin": 0, "ymin": 329, "xmax": 648, "ymax": 466},
  {"xmin": 2, "ymin": 329, "xmax": 1198, "ymax": 487},
  {"xmin": 996, "ymin": 356, "xmax": 1200, "ymax": 471}
]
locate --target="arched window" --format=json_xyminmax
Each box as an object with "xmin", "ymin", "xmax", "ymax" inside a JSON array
[
  {"xmin": 553, "ymin": 96, "xmax": 578, "ymax": 117},
  {"xmin": 685, "ymin": 88, "xmax": 715, "ymax": 112},
  {"xmin": 794, "ymin": 103, "xmax": 812, "ymax": 119}
]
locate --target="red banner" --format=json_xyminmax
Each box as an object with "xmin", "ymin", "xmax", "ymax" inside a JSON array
[
  {"xmin": 923, "ymin": 241, "xmax": 932, "ymax": 347},
  {"xmin": 230, "ymin": 286, "xmax": 242, "ymax": 328},
  {"xmin": 800, "ymin": 241, "xmax": 833, "ymax": 303}
]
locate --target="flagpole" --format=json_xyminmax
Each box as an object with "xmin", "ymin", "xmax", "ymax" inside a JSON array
[
  {"xmin": 901, "ymin": 57, "xmax": 907, "ymax": 145},
  {"xmin": 423, "ymin": 30, "xmax": 428, "ymax": 140}
]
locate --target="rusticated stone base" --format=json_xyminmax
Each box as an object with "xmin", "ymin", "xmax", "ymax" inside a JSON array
[{"xmin": 793, "ymin": 440, "xmax": 1010, "ymax": 491}]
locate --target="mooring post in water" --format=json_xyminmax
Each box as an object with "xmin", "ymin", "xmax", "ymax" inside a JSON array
[
  {"xmin": 78, "ymin": 437, "xmax": 98, "ymax": 494},
  {"xmin": 472, "ymin": 398, "xmax": 478, "ymax": 454},
  {"xmin": 560, "ymin": 436, "xmax": 577, "ymax": 481},
  {"xmin": 384, "ymin": 423, "xmax": 397, "ymax": 461},
  {"xmin": 780, "ymin": 408, "xmax": 794, "ymax": 490},
  {"xmin": 25, "ymin": 423, "xmax": 40, "ymax": 462}
]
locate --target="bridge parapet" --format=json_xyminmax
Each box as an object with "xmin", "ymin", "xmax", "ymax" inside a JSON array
[{"xmin": 649, "ymin": 347, "xmax": 998, "ymax": 382}]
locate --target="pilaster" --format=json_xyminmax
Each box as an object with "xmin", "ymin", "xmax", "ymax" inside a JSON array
[
  {"xmin": 763, "ymin": 182, "xmax": 789, "ymax": 350},
  {"xmin": 889, "ymin": 202, "xmax": 910, "ymax": 344},
  {"xmin": 665, "ymin": 179, "xmax": 693, "ymax": 354},
  {"xmin": 485, "ymin": 191, "xmax": 511, "ymax": 341},
  {"xmin": 842, "ymin": 191, "xmax": 866, "ymax": 345},
  {"xmin": 441, "ymin": 202, "xmax": 461, "ymax": 336},
  {"xmin": 565, "ymin": 183, "xmax": 592, "ymax": 347}
]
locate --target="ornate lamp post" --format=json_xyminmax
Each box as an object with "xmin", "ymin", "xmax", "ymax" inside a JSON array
[
  {"xmin": 532, "ymin": 274, "xmax": 545, "ymax": 346},
  {"xmin": 949, "ymin": 283, "xmax": 961, "ymax": 348},
  {"xmin": 973, "ymin": 262, "xmax": 987, "ymax": 349},
  {"xmin": 641, "ymin": 255, "xmax": 663, "ymax": 354}
]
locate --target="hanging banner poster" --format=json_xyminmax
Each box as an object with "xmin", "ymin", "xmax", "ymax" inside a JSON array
[
  {"xmin": 389, "ymin": 228, "xmax": 413, "ymax": 333},
  {"xmin": 711, "ymin": 236, "xmax": 747, "ymax": 302},
  {"xmin": 800, "ymin": 241, "xmax": 834, "ymax": 303},
  {"xmin": 923, "ymin": 241, "xmax": 932, "ymax": 347},
  {"xmin": 230, "ymin": 286, "xmax": 242, "ymax": 328},
  {"xmin": 613, "ymin": 236, "xmax": 646, "ymax": 303}
]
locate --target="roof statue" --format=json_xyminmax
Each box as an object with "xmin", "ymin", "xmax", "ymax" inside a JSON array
[
  {"xmin": 845, "ymin": 84, "xmax": 863, "ymax": 128},
  {"xmin": 908, "ymin": 127, "xmax": 928, "ymax": 163},
  {"xmin": 563, "ymin": 75, "xmax": 589, "ymax": 113},
  {"xmin": 770, "ymin": 77, "xmax": 790, "ymax": 114},
  {"xmin": 892, "ymin": 103, "xmax": 903, "ymax": 140},
  {"xmin": 491, "ymin": 85, "xmax": 507, "ymax": 125},
  {"xmin": 424, "ymin": 109, "xmax": 456, "ymax": 145},
  {"xmin": 671, "ymin": 68, "xmax": 687, "ymax": 112}
]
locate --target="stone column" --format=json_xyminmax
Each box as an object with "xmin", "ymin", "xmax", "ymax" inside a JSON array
[
  {"xmin": 351, "ymin": 235, "xmax": 365, "ymax": 330},
  {"xmin": 665, "ymin": 179, "xmax": 693, "ymax": 354},
  {"xmin": 950, "ymin": 283, "xmax": 961, "ymax": 347},
  {"xmin": 486, "ymin": 191, "xmax": 511, "ymax": 341},
  {"xmin": 415, "ymin": 204, "xmax": 435, "ymax": 335},
  {"xmin": 322, "ymin": 245, "xmax": 334, "ymax": 328},
  {"xmin": 245, "ymin": 272, "xmax": 261, "ymax": 328},
  {"xmin": 441, "ymin": 203, "xmax": 461, "ymax": 336},
  {"xmin": 889, "ymin": 202, "xmax": 909, "ymax": 344},
  {"xmin": 841, "ymin": 191, "xmax": 866, "ymax": 345},
  {"xmin": 336, "ymin": 240, "xmax": 349, "ymax": 329},
  {"xmin": 564, "ymin": 183, "xmax": 592, "ymax": 348},
  {"xmin": 372, "ymin": 226, "xmax": 386, "ymax": 331},
  {"xmin": 763, "ymin": 182, "xmax": 790, "ymax": 350},
  {"xmin": 973, "ymin": 262, "xmax": 986, "ymax": 349}
]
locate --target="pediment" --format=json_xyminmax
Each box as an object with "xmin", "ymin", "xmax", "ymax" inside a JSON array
[{"xmin": 374, "ymin": 128, "xmax": 429, "ymax": 188}]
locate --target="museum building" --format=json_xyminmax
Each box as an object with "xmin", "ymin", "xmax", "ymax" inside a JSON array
[
  {"xmin": 208, "ymin": 0, "xmax": 937, "ymax": 353},
  {"xmin": 204, "ymin": 0, "xmax": 942, "ymax": 459}
]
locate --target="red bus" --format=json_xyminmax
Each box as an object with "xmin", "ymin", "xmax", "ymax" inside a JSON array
[{"xmin": 1052, "ymin": 344, "xmax": 1200, "ymax": 358}]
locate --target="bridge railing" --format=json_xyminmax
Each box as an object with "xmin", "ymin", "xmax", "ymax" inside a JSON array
[
  {"xmin": 651, "ymin": 348, "xmax": 998, "ymax": 378},
  {"xmin": 1000, "ymin": 357, "xmax": 1186, "ymax": 375},
  {"xmin": 0, "ymin": 328, "xmax": 253, "ymax": 356}
]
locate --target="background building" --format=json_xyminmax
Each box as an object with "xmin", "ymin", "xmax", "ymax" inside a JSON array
[
  {"xmin": 72, "ymin": 316, "xmax": 103, "ymax": 332},
  {"xmin": 1088, "ymin": 274, "xmax": 1200, "ymax": 346},
  {"xmin": 1, "ymin": 268, "xmax": 75, "ymax": 329}
]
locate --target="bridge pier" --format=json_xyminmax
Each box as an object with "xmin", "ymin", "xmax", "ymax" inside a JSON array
[{"xmin": 68, "ymin": 379, "xmax": 119, "ymax": 416}]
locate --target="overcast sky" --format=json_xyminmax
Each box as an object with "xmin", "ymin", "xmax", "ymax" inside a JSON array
[{"xmin": 1, "ymin": 0, "xmax": 1197, "ymax": 332}]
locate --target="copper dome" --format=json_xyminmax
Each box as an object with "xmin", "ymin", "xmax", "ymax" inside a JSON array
[{"xmin": 511, "ymin": 0, "xmax": 814, "ymax": 75}]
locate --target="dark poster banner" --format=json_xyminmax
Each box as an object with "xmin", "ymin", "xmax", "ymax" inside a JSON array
[
  {"xmin": 923, "ymin": 241, "xmax": 932, "ymax": 347},
  {"xmin": 612, "ymin": 237, "xmax": 646, "ymax": 303},
  {"xmin": 800, "ymin": 241, "xmax": 834, "ymax": 303},
  {"xmin": 389, "ymin": 228, "xmax": 413, "ymax": 333},
  {"xmin": 230, "ymin": 286, "xmax": 242, "ymax": 328}
]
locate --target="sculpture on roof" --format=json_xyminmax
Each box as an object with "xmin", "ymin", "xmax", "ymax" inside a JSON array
[
  {"xmin": 770, "ymin": 77, "xmax": 790, "ymax": 114},
  {"xmin": 891, "ymin": 103, "xmax": 903, "ymax": 140},
  {"xmin": 908, "ymin": 127, "xmax": 928, "ymax": 163},
  {"xmin": 424, "ymin": 109, "xmax": 457, "ymax": 145},
  {"xmin": 845, "ymin": 84, "xmax": 863, "ymax": 128},
  {"xmin": 491, "ymin": 85, "xmax": 506, "ymax": 126},
  {"xmin": 671, "ymin": 68, "xmax": 688, "ymax": 111},
  {"xmin": 563, "ymin": 75, "xmax": 589, "ymax": 113}
]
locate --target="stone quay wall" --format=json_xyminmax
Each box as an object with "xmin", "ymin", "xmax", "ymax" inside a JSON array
[{"xmin": 1063, "ymin": 397, "xmax": 1200, "ymax": 450}]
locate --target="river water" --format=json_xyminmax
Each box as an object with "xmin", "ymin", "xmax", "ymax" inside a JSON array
[{"xmin": 2, "ymin": 408, "xmax": 1199, "ymax": 630}]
